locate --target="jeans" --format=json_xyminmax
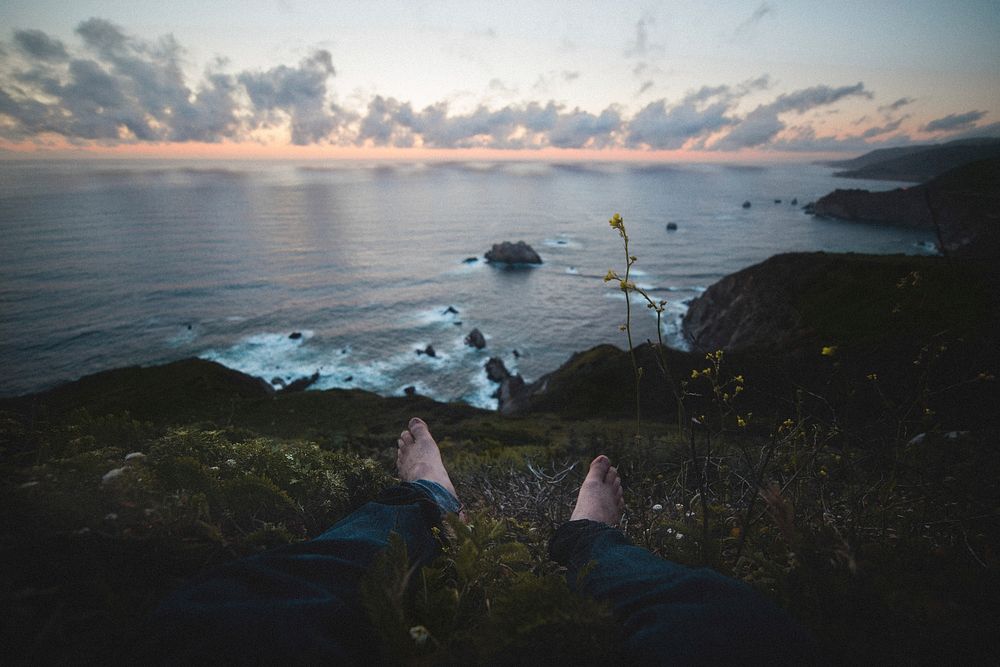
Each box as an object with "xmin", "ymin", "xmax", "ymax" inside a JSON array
[{"xmin": 145, "ymin": 482, "xmax": 814, "ymax": 664}]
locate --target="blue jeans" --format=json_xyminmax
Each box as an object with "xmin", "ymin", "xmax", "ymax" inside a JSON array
[{"xmin": 146, "ymin": 482, "xmax": 814, "ymax": 664}]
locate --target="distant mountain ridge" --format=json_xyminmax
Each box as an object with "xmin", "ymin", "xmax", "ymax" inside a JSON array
[{"xmin": 823, "ymin": 138, "xmax": 1000, "ymax": 182}]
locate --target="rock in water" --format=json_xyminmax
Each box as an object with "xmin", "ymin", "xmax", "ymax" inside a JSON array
[
  {"xmin": 484, "ymin": 241, "xmax": 542, "ymax": 265},
  {"xmin": 463, "ymin": 257, "xmax": 479, "ymax": 263},
  {"xmin": 666, "ymin": 222, "xmax": 678, "ymax": 231},
  {"xmin": 485, "ymin": 357, "xmax": 511, "ymax": 383},
  {"xmin": 465, "ymin": 328, "xmax": 486, "ymax": 349},
  {"xmin": 403, "ymin": 386, "xmax": 416, "ymax": 396},
  {"xmin": 742, "ymin": 201, "xmax": 751, "ymax": 209},
  {"xmin": 283, "ymin": 372, "xmax": 320, "ymax": 393},
  {"xmin": 791, "ymin": 198, "xmax": 798, "ymax": 206},
  {"xmin": 416, "ymin": 345, "xmax": 437, "ymax": 358},
  {"xmin": 443, "ymin": 306, "xmax": 459, "ymax": 315},
  {"xmin": 289, "ymin": 332, "xmax": 303, "ymax": 340}
]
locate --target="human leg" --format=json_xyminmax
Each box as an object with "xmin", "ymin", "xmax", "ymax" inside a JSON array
[
  {"xmin": 551, "ymin": 456, "xmax": 816, "ymax": 665},
  {"xmin": 143, "ymin": 418, "xmax": 460, "ymax": 664}
]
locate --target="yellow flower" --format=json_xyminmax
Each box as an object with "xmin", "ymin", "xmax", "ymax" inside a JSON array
[
  {"xmin": 690, "ymin": 369, "xmax": 700, "ymax": 379},
  {"xmin": 737, "ymin": 415, "xmax": 747, "ymax": 428},
  {"xmin": 603, "ymin": 269, "xmax": 618, "ymax": 282},
  {"xmin": 734, "ymin": 375, "xmax": 744, "ymax": 384},
  {"xmin": 608, "ymin": 213, "xmax": 624, "ymax": 230},
  {"xmin": 866, "ymin": 372, "xmax": 878, "ymax": 381},
  {"xmin": 821, "ymin": 346, "xmax": 838, "ymax": 357}
]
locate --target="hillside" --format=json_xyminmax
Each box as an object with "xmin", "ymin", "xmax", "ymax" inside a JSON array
[
  {"xmin": 825, "ymin": 138, "xmax": 1000, "ymax": 182},
  {"xmin": 2, "ymin": 251, "xmax": 999, "ymax": 664},
  {"xmin": 810, "ymin": 158, "xmax": 1000, "ymax": 257}
]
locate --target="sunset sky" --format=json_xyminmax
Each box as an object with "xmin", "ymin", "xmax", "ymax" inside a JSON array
[{"xmin": 1, "ymin": 0, "xmax": 998, "ymax": 160}]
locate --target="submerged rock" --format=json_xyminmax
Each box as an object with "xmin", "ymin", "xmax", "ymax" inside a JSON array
[
  {"xmin": 463, "ymin": 257, "xmax": 479, "ymax": 263},
  {"xmin": 465, "ymin": 328, "xmax": 486, "ymax": 349},
  {"xmin": 742, "ymin": 201, "xmax": 751, "ymax": 209},
  {"xmin": 484, "ymin": 241, "xmax": 542, "ymax": 265},
  {"xmin": 666, "ymin": 222, "xmax": 678, "ymax": 231},
  {"xmin": 403, "ymin": 386, "xmax": 416, "ymax": 396},
  {"xmin": 289, "ymin": 332, "xmax": 303, "ymax": 340},
  {"xmin": 443, "ymin": 306, "xmax": 459, "ymax": 315}
]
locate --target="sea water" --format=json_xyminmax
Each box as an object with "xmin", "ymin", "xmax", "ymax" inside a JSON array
[{"xmin": 0, "ymin": 160, "xmax": 936, "ymax": 406}]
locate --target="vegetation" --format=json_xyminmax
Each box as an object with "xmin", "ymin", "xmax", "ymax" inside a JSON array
[{"xmin": 1, "ymin": 214, "xmax": 998, "ymax": 664}]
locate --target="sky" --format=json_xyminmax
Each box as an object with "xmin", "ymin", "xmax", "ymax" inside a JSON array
[{"xmin": 1, "ymin": 0, "xmax": 998, "ymax": 160}]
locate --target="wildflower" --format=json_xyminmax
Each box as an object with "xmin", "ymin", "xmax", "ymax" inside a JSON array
[
  {"xmin": 652, "ymin": 503, "xmax": 663, "ymax": 511},
  {"xmin": 690, "ymin": 369, "xmax": 700, "ymax": 379},
  {"xmin": 821, "ymin": 346, "xmax": 838, "ymax": 357},
  {"xmin": 675, "ymin": 503, "xmax": 685, "ymax": 511},
  {"xmin": 723, "ymin": 392, "xmax": 730, "ymax": 401},
  {"xmin": 978, "ymin": 372, "xmax": 995, "ymax": 381},
  {"xmin": 608, "ymin": 213, "xmax": 624, "ymax": 231},
  {"xmin": 737, "ymin": 415, "xmax": 747, "ymax": 428},
  {"xmin": 603, "ymin": 269, "xmax": 618, "ymax": 282},
  {"xmin": 866, "ymin": 372, "xmax": 878, "ymax": 381},
  {"xmin": 734, "ymin": 374, "xmax": 744, "ymax": 383},
  {"xmin": 409, "ymin": 625, "xmax": 431, "ymax": 646},
  {"xmin": 675, "ymin": 532, "xmax": 684, "ymax": 540}
]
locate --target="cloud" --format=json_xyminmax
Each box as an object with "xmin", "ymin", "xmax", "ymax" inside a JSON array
[
  {"xmin": 239, "ymin": 50, "xmax": 351, "ymax": 145},
  {"xmin": 713, "ymin": 82, "xmax": 871, "ymax": 149},
  {"xmin": 14, "ymin": 29, "xmax": 69, "ymax": 61},
  {"xmin": 922, "ymin": 110, "xmax": 987, "ymax": 133},
  {"xmin": 356, "ymin": 98, "xmax": 621, "ymax": 149},
  {"xmin": 0, "ymin": 19, "xmax": 939, "ymax": 155},
  {"xmin": 625, "ymin": 13, "xmax": 662, "ymax": 58},
  {"xmin": 734, "ymin": 3, "xmax": 774, "ymax": 35},
  {"xmin": 860, "ymin": 117, "xmax": 905, "ymax": 139},
  {"xmin": 626, "ymin": 86, "xmax": 741, "ymax": 149},
  {"xmin": 878, "ymin": 97, "xmax": 914, "ymax": 113}
]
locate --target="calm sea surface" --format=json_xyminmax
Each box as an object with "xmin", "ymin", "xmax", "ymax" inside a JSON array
[{"xmin": 0, "ymin": 160, "xmax": 935, "ymax": 406}]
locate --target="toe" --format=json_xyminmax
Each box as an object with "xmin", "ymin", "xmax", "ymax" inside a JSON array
[
  {"xmin": 589, "ymin": 455, "xmax": 611, "ymax": 478},
  {"xmin": 400, "ymin": 430, "xmax": 414, "ymax": 446},
  {"xmin": 607, "ymin": 465, "xmax": 619, "ymax": 483},
  {"xmin": 408, "ymin": 417, "xmax": 432, "ymax": 440}
]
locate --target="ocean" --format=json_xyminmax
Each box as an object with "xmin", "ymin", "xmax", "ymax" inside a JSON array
[{"xmin": 0, "ymin": 159, "xmax": 936, "ymax": 406}]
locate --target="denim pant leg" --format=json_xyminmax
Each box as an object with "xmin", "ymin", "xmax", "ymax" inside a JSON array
[
  {"xmin": 550, "ymin": 520, "xmax": 817, "ymax": 666},
  {"xmin": 143, "ymin": 481, "xmax": 460, "ymax": 665}
]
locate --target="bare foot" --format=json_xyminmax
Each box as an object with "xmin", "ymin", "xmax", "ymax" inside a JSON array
[
  {"xmin": 570, "ymin": 455, "xmax": 625, "ymax": 526},
  {"xmin": 396, "ymin": 417, "xmax": 459, "ymax": 500}
]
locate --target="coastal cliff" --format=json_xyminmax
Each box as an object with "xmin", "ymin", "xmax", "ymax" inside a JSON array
[{"xmin": 812, "ymin": 158, "xmax": 1000, "ymax": 257}]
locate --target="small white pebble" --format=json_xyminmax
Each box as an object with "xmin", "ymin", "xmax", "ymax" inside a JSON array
[
  {"xmin": 652, "ymin": 503, "xmax": 663, "ymax": 511},
  {"xmin": 102, "ymin": 467, "xmax": 126, "ymax": 485},
  {"xmin": 20, "ymin": 481, "xmax": 39, "ymax": 489},
  {"xmin": 225, "ymin": 458, "xmax": 237, "ymax": 467},
  {"xmin": 124, "ymin": 452, "xmax": 147, "ymax": 466},
  {"xmin": 675, "ymin": 532, "xmax": 684, "ymax": 540},
  {"xmin": 144, "ymin": 508, "xmax": 156, "ymax": 517},
  {"xmin": 209, "ymin": 466, "xmax": 220, "ymax": 471},
  {"xmin": 675, "ymin": 503, "xmax": 684, "ymax": 511},
  {"xmin": 74, "ymin": 527, "xmax": 91, "ymax": 536},
  {"xmin": 104, "ymin": 513, "xmax": 118, "ymax": 522},
  {"xmin": 666, "ymin": 528, "xmax": 674, "ymax": 534}
]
